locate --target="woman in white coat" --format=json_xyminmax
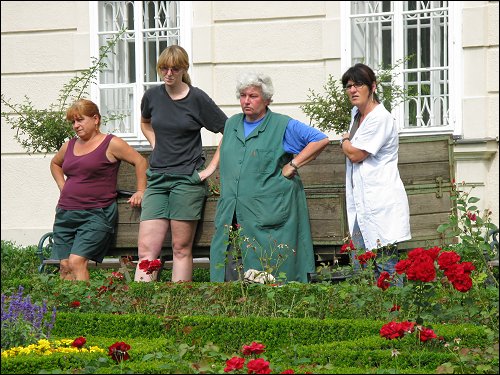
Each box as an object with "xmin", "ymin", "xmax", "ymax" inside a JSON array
[{"xmin": 339, "ymin": 63, "xmax": 411, "ymax": 284}]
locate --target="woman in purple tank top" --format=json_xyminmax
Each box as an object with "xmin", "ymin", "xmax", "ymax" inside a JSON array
[{"xmin": 50, "ymin": 99, "xmax": 147, "ymax": 281}]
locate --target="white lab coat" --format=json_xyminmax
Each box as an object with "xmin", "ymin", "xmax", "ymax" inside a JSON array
[{"xmin": 345, "ymin": 104, "xmax": 411, "ymax": 250}]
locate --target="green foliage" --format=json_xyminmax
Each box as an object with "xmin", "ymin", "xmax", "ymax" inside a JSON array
[
  {"xmin": 2, "ymin": 316, "xmax": 493, "ymax": 374},
  {"xmin": 1, "ymin": 286, "xmax": 56, "ymax": 349},
  {"xmin": 300, "ymin": 57, "xmax": 412, "ymax": 135},
  {"xmin": 222, "ymin": 224, "xmax": 293, "ymax": 284},
  {"xmin": 45, "ymin": 313, "xmax": 492, "ymax": 353},
  {"xmin": 300, "ymin": 74, "xmax": 352, "ymax": 134},
  {"xmin": 1, "ymin": 349, "xmax": 108, "ymax": 374},
  {"xmin": 1, "ymin": 29, "xmax": 126, "ymax": 155},
  {"xmin": 437, "ymin": 182, "xmax": 499, "ymax": 287},
  {"xmin": 52, "ymin": 313, "xmax": 165, "ymax": 339},
  {"xmin": 1, "ymin": 240, "xmax": 498, "ymax": 373},
  {"xmin": 0, "ymin": 241, "xmax": 40, "ymax": 292}
]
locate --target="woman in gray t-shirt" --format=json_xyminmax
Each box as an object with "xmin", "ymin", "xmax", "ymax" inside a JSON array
[{"xmin": 134, "ymin": 45, "xmax": 227, "ymax": 283}]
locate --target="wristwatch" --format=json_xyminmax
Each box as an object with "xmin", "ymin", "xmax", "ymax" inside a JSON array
[
  {"xmin": 340, "ymin": 137, "xmax": 350, "ymax": 146},
  {"xmin": 289, "ymin": 160, "xmax": 299, "ymax": 171}
]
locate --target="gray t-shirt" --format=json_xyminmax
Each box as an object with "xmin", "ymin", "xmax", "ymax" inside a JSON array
[{"xmin": 141, "ymin": 84, "xmax": 227, "ymax": 174}]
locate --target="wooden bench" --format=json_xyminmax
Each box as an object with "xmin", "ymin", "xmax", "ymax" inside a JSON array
[
  {"xmin": 36, "ymin": 230, "xmax": 210, "ymax": 274},
  {"xmin": 37, "ymin": 135, "xmax": 457, "ymax": 275}
]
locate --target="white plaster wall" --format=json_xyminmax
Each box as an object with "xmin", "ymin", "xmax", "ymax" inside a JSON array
[
  {"xmin": 458, "ymin": 1, "xmax": 499, "ymax": 226},
  {"xmin": 195, "ymin": 1, "xmax": 341, "ymax": 142},
  {"xmin": 1, "ymin": 1, "xmax": 91, "ymax": 246}
]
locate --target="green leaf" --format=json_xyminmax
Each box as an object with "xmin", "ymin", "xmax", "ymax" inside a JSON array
[
  {"xmin": 1, "ymin": 29, "xmax": 127, "ymax": 155},
  {"xmin": 437, "ymin": 223, "xmax": 450, "ymax": 233}
]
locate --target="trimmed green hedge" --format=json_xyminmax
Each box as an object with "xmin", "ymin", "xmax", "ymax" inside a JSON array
[{"xmin": 52, "ymin": 313, "xmax": 490, "ymax": 351}]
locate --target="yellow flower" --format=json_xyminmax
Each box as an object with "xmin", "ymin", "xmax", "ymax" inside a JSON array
[{"xmin": 1, "ymin": 339, "xmax": 106, "ymax": 358}]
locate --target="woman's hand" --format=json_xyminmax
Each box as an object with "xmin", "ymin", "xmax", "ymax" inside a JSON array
[
  {"xmin": 128, "ymin": 190, "xmax": 144, "ymax": 207},
  {"xmin": 282, "ymin": 163, "xmax": 297, "ymax": 179}
]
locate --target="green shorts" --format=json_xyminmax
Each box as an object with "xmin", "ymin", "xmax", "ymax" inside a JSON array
[
  {"xmin": 51, "ymin": 202, "xmax": 117, "ymax": 263},
  {"xmin": 141, "ymin": 168, "xmax": 208, "ymax": 221}
]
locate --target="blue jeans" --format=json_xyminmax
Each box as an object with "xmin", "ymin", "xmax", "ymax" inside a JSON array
[{"xmin": 350, "ymin": 219, "xmax": 403, "ymax": 286}]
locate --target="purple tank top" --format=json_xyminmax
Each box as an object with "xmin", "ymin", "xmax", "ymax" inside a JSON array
[{"xmin": 58, "ymin": 134, "xmax": 121, "ymax": 209}]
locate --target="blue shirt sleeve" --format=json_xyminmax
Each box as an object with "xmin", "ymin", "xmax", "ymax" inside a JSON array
[{"xmin": 283, "ymin": 119, "xmax": 328, "ymax": 154}]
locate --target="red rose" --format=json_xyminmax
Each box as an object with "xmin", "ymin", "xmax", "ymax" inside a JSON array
[
  {"xmin": 242, "ymin": 341, "xmax": 266, "ymax": 356},
  {"xmin": 438, "ymin": 251, "xmax": 461, "ymax": 270},
  {"xmin": 377, "ymin": 272, "xmax": 391, "ymax": 290},
  {"xmin": 340, "ymin": 240, "xmax": 355, "ymax": 253},
  {"xmin": 419, "ymin": 327, "xmax": 437, "ymax": 342},
  {"xmin": 108, "ymin": 341, "xmax": 131, "ymax": 363},
  {"xmin": 390, "ymin": 304, "xmax": 401, "ymax": 312},
  {"xmin": 71, "ymin": 336, "xmax": 86, "ymax": 348},
  {"xmin": 224, "ymin": 357, "xmax": 245, "ymax": 372},
  {"xmin": 139, "ymin": 259, "xmax": 163, "ymax": 274},
  {"xmin": 247, "ymin": 358, "xmax": 271, "ymax": 374}
]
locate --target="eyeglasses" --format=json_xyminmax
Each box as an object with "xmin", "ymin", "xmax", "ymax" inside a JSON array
[
  {"xmin": 160, "ymin": 66, "xmax": 181, "ymax": 74},
  {"xmin": 344, "ymin": 82, "xmax": 365, "ymax": 91}
]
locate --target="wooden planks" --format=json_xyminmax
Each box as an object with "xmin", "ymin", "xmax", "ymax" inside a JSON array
[{"xmin": 114, "ymin": 135, "xmax": 455, "ymax": 258}]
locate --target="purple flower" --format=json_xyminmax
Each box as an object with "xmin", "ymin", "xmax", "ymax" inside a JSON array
[{"xmin": 1, "ymin": 285, "xmax": 57, "ymax": 349}]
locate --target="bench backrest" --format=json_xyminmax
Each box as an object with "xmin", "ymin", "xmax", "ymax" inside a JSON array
[{"xmin": 114, "ymin": 135, "xmax": 455, "ymax": 258}]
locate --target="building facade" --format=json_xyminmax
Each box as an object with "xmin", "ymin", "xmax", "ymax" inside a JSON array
[{"xmin": 1, "ymin": 1, "xmax": 498, "ymax": 246}]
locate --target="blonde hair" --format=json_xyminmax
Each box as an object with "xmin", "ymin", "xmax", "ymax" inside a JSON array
[{"xmin": 156, "ymin": 45, "xmax": 192, "ymax": 85}]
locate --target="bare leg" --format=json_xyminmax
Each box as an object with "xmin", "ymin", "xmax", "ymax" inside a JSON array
[
  {"xmin": 68, "ymin": 254, "xmax": 90, "ymax": 281},
  {"xmin": 135, "ymin": 219, "xmax": 170, "ymax": 282},
  {"xmin": 170, "ymin": 220, "xmax": 197, "ymax": 282},
  {"xmin": 59, "ymin": 259, "xmax": 74, "ymax": 280}
]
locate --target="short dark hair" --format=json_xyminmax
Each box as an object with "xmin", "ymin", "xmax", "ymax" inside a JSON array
[{"xmin": 341, "ymin": 63, "xmax": 379, "ymax": 103}]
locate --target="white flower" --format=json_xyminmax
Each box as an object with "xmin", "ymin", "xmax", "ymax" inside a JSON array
[
  {"xmin": 244, "ymin": 269, "xmax": 276, "ymax": 284},
  {"xmin": 391, "ymin": 349, "xmax": 400, "ymax": 357}
]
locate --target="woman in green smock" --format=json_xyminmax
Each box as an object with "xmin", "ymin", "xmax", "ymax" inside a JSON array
[{"xmin": 210, "ymin": 72, "xmax": 329, "ymax": 283}]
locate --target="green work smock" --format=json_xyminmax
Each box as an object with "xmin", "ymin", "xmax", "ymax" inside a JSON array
[{"xmin": 209, "ymin": 109, "xmax": 315, "ymax": 283}]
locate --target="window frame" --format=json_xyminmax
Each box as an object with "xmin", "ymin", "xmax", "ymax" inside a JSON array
[
  {"xmin": 340, "ymin": 1, "xmax": 462, "ymax": 136},
  {"xmin": 88, "ymin": 1, "xmax": 192, "ymax": 148}
]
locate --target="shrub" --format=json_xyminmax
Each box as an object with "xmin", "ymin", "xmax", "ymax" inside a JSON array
[
  {"xmin": 1, "ymin": 286, "xmax": 57, "ymax": 349},
  {"xmin": 1, "ymin": 29, "xmax": 126, "ymax": 155},
  {"xmin": 300, "ymin": 57, "xmax": 411, "ymax": 135},
  {"xmin": 0, "ymin": 241, "xmax": 40, "ymax": 292}
]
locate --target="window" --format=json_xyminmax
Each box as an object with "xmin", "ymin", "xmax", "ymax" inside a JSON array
[
  {"xmin": 346, "ymin": 1, "xmax": 460, "ymax": 134},
  {"xmin": 90, "ymin": 1, "xmax": 190, "ymax": 146}
]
